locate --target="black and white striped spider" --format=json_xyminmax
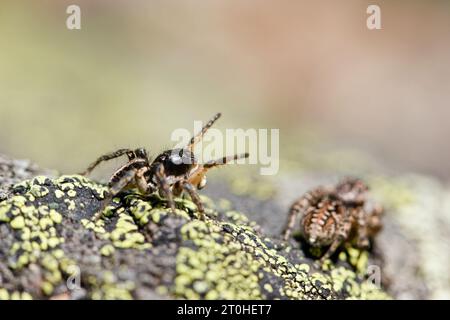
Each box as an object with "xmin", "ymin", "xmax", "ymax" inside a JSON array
[{"xmin": 81, "ymin": 113, "xmax": 248, "ymax": 221}]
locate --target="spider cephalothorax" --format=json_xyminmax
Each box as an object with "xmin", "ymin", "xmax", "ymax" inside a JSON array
[
  {"xmin": 81, "ymin": 113, "xmax": 248, "ymax": 221},
  {"xmin": 282, "ymin": 178, "xmax": 383, "ymax": 263},
  {"xmin": 335, "ymin": 177, "xmax": 368, "ymax": 206}
]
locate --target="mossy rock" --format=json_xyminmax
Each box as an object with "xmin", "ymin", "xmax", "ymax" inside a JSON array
[{"xmin": 0, "ymin": 174, "xmax": 390, "ymax": 300}]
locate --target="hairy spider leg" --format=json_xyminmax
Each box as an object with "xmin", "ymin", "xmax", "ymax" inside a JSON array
[
  {"xmin": 92, "ymin": 158, "xmax": 148, "ymax": 221},
  {"xmin": 93, "ymin": 169, "xmax": 136, "ymax": 221},
  {"xmin": 281, "ymin": 188, "xmax": 325, "ymax": 241},
  {"xmin": 180, "ymin": 181, "xmax": 205, "ymax": 220},
  {"xmin": 188, "ymin": 113, "xmax": 222, "ymax": 153},
  {"xmin": 361, "ymin": 204, "xmax": 383, "ymax": 246},
  {"xmin": 185, "ymin": 153, "xmax": 249, "ymax": 190},
  {"xmin": 135, "ymin": 166, "xmax": 154, "ymax": 194},
  {"xmin": 353, "ymin": 207, "xmax": 370, "ymax": 248},
  {"xmin": 367, "ymin": 204, "xmax": 383, "ymax": 236},
  {"xmin": 282, "ymin": 198, "xmax": 303, "ymax": 241},
  {"xmin": 80, "ymin": 148, "xmax": 135, "ymax": 176},
  {"xmin": 154, "ymin": 163, "xmax": 177, "ymax": 213},
  {"xmin": 171, "ymin": 153, "xmax": 250, "ymax": 219},
  {"xmin": 203, "ymin": 153, "xmax": 249, "ymax": 169},
  {"xmin": 319, "ymin": 208, "xmax": 352, "ymax": 263}
]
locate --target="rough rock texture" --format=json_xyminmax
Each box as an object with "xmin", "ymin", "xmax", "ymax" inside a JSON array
[
  {"xmin": 0, "ymin": 154, "xmax": 52, "ymax": 201},
  {"xmin": 0, "ymin": 170, "xmax": 388, "ymax": 300},
  {"xmin": 1, "ymin": 154, "xmax": 448, "ymax": 300},
  {"xmin": 205, "ymin": 171, "xmax": 450, "ymax": 300}
]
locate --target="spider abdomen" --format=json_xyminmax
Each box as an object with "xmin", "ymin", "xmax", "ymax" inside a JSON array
[
  {"xmin": 282, "ymin": 178, "xmax": 384, "ymax": 263},
  {"xmin": 300, "ymin": 196, "xmax": 344, "ymax": 247}
]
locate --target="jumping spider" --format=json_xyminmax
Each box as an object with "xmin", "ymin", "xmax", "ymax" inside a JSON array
[
  {"xmin": 81, "ymin": 113, "xmax": 249, "ymax": 221},
  {"xmin": 282, "ymin": 178, "xmax": 383, "ymax": 263}
]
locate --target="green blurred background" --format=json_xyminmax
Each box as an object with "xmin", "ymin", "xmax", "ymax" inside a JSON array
[{"xmin": 1, "ymin": 0, "xmax": 449, "ymax": 180}]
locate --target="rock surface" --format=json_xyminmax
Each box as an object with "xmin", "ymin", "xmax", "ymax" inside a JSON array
[
  {"xmin": 204, "ymin": 171, "xmax": 450, "ymax": 300},
  {"xmin": 1, "ymin": 153, "xmax": 449, "ymax": 300},
  {"xmin": 0, "ymin": 155, "xmax": 390, "ymax": 300},
  {"xmin": 0, "ymin": 154, "xmax": 51, "ymax": 201}
]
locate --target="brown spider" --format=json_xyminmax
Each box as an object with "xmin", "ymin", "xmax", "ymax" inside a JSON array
[
  {"xmin": 81, "ymin": 113, "xmax": 249, "ymax": 221},
  {"xmin": 282, "ymin": 178, "xmax": 383, "ymax": 263}
]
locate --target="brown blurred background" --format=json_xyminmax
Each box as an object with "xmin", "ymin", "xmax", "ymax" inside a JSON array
[{"xmin": 0, "ymin": 0, "xmax": 449, "ymax": 180}]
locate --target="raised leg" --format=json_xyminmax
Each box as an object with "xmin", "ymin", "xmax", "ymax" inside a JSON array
[
  {"xmin": 204, "ymin": 153, "xmax": 249, "ymax": 168},
  {"xmin": 182, "ymin": 181, "xmax": 205, "ymax": 220},
  {"xmin": 188, "ymin": 113, "xmax": 222, "ymax": 153},
  {"xmin": 185, "ymin": 153, "xmax": 249, "ymax": 190},
  {"xmin": 155, "ymin": 164, "xmax": 176, "ymax": 213},
  {"xmin": 80, "ymin": 148, "xmax": 134, "ymax": 176}
]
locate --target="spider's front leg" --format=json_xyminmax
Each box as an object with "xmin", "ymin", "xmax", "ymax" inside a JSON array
[
  {"xmin": 282, "ymin": 199, "xmax": 303, "ymax": 241},
  {"xmin": 80, "ymin": 148, "xmax": 134, "ymax": 176},
  {"xmin": 281, "ymin": 188, "xmax": 325, "ymax": 242},
  {"xmin": 355, "ymin": 204, "xmax": 383, "ymax": 249},
  {"xmin": 188, "ymin": 113, "xmax": 222, "ymax": 153},
  {"xmin": 319, "ymin": 211, "xmax": 352, "ymax": 264},
  {"xmin": 135, "ymin": 167, "xmax": 155, "ymax": 194},
  {"xmin": 367, "ymin": 204, "xmax": 383, "ymax": 236},
  {"xmin": 354, "ymin": 207, "xmax": 370, "ymax": 249},
  {"xmin": 154, "ymin": 164, "xmax": 176, "ymax": 213}
]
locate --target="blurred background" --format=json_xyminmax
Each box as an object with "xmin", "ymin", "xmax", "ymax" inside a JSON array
[
  {"xmin": 0, "ymin": 0, "xmax": 449, "ymax": 180},
  {"xmin": 1, "ymin": 0, "xmax": 449, "ymax": 300}
]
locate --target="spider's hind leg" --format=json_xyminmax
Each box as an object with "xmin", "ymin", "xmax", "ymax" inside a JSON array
[
  {"xmin": 80, "ymin": 148, "xmax": 134, "ymax": 176},
  {"xmin": 92, "ymin": 168, "xmax": 136, "ymax": 221}
]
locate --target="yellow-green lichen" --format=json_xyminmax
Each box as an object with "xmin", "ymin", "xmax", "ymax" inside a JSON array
[
  {"xmin": 30, "ymin": 185, "xmax": 49, "ymax": 198},
  {"xmin": 0, "ymin": 175, "xmax": 391, "ymax": 300},
  {"xmin": 100, "ymin": 244, "xmax": 115, "ymax": 256},
  {"xmin": 55, "ymin": 190, "xmax": 65, "ymax": 199},
  {"xmin": 10, "ymin": 216, "xmax": 25, "ymax": 229}
]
